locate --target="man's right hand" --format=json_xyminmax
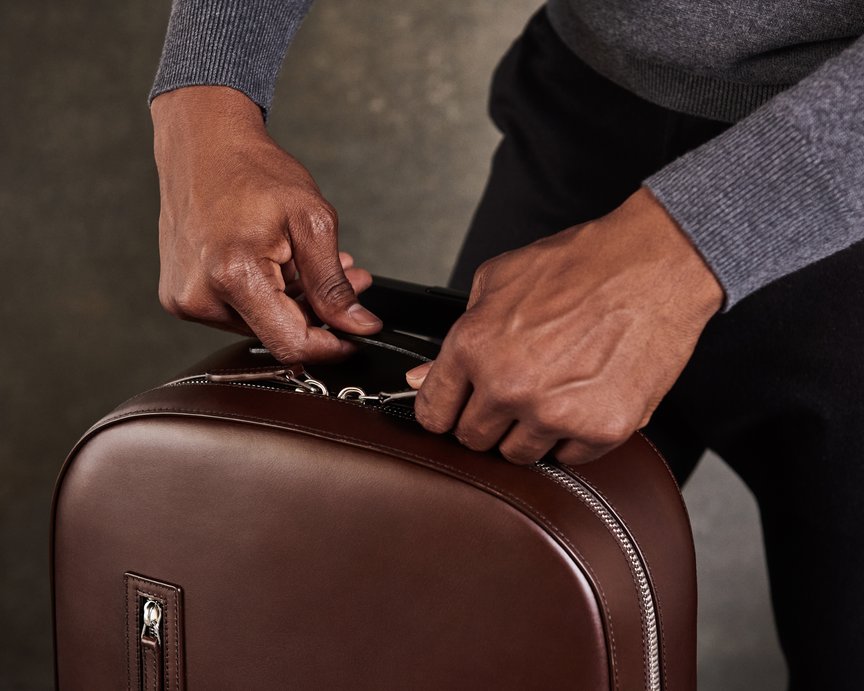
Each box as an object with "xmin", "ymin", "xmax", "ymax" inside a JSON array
[{"xmin": 151, "ymin": 86, "xmax": 382, "ymax": 363}]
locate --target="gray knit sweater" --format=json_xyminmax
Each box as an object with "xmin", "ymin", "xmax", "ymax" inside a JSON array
[{"xmin": 150, "ymin": 1, "xmax": 864, "ymax": 308}]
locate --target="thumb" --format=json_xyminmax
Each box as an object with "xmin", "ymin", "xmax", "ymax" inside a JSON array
[
  {"xmin": 288, "ymin": 205, "xmax": 382, "ymax": 334},
  {"xmin": 406, "ymin": 361, "xmax": 434, "ymax": 389}
]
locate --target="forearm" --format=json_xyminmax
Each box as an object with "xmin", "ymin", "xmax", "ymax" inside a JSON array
[
  {"xmin": 150, "ymin": 0, "xmax": 315, "ymax": 115},
  {"xmin": 645, "ymin": 35, "xmax": 864, "ymax": 308}
]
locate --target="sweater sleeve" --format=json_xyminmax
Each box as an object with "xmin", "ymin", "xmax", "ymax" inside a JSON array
[
  {"xmin": 149, "ymin": 0, "xmax": 315, "ymax": 115},
  {"xmin": 644, "ymin": 35, "xmax": 864, "ymax": 309}
]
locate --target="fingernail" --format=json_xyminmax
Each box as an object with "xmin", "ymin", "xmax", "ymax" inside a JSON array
[
  {"xmin": 405, "ymin": 365, "xmax": 427, "ymax": 384},
  {"xmin": 347, "ymin": 303, "xmax": 381, "ymax": 327}
]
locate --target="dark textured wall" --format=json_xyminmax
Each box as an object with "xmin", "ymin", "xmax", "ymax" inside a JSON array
[{"xmin": 0, "ymin": 1, "xmax": 784, "ymax": 688}]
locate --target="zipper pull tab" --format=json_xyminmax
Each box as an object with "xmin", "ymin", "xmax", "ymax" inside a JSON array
[
  {"xmin": 206, "ymin": 368, "xmax": 324, "ymax": 394},
  {"xmin": 206, "ymin": 368, "xmax": 295, "ymax": 383},
  {"xmin": 375, "ymin": 389, "xmax": 419, "ymax": 405},
  {"xmin": 141, "ymin": 599, "xmax": 162, "ymax": 643},
  {"xmin": 140, "ymin": 599, "xmax": 163, "ymax": 691},
  {"xmin": 336, "ymin": 387, "xmax": 418, "ymax": 405}
]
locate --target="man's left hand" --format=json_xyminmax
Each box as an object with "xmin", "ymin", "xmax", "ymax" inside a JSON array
[{"xmin": 406, "ymin": 187, "xmax": 723, "ymax": 465}]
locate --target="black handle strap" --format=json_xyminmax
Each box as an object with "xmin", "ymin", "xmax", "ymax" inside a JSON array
[{"xmin": 358, "ymin": 275, "xmax": 468, "ymax": 342}]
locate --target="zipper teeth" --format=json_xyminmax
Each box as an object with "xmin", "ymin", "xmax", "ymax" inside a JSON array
[
  {"xmin": 534, "ymin": 462, "xmax": 661, "ymax": 691},
  {"xmin": 164, "ymin": 379, "xmax": 419, "ymax": 421},
  {"xmin": 167, "ymin": 377, "xmax": 288, "ymax": 393}
]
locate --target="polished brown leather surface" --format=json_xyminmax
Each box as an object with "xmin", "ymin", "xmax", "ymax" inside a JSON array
[{"xmin": 52, "ymin": 336, "xmax": 696, "ymax": 690}]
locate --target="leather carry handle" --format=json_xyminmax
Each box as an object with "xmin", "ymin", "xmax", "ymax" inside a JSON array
[{"xmin": 358, "ymin": 275, "xmax": 468, "ymax": 342}]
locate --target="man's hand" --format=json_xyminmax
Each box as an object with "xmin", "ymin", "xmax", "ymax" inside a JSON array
[
  {"xmin": 407, "ymin": 188, "xmax": 723, "ymax": 465},
  {"xmin": 151, "ymin": 86, "xmax": 382, "ymax": 363}
]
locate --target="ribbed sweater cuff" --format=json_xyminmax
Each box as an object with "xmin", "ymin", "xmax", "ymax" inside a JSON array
[
  {"xmin": 645, "ymin": 109, "xmax": 853, "ymax": 309},
  {"xmin": 149, "ymin": 0, "xmax": 313, "ymax": 115}
]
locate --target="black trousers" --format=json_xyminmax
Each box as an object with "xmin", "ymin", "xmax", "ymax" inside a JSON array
[{"xmin": 450, "ymin": 10, "xmax": 864, "ymax": 690}]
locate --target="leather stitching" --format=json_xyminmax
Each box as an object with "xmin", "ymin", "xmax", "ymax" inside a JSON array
[
  {"xmin": 125, "ymin": 574, "xmax": 131, "ymax": 691},
  {"xmin": 100, "ymin": 405, "xmax": 623, "ymax": 689},
  {"xmin": 172, "ymin": 588, "xmax": 179, "ymax": 691}
]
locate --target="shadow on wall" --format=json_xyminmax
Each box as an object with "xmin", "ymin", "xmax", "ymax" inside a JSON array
[{"xmin": 0, "ymin": 0, "xmax": 784, "ymax": 688}]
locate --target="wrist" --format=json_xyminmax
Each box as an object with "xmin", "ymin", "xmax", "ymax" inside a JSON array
[
  {"xmin": 637, "ymin": 187, "xmax": 723, "ymax": 315},
  {"xmin": 152, "ymin": 86, "xmax": 266, "ymax": 144},
  {"xmin": 151, "ymin": 86, "xmax": 272, "ymax": 176},
  {"xmin": 601, "ymin": 187, "xmax": 725, "ymax": 319}
]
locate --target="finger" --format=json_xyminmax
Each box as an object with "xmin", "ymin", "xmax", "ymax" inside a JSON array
[
  {"xmin": 452, "ymin": 391, "xmax": 512, "ymax": 452},
  {"xmin": 284, "ymin": 252, "xmax": 356, "ymax": 296},
  {"xmin": 286, "ymin": 264, "xmax": 370, "ymax": 303},
  {"xmin": 414, "ymin": 344, "xmax": 471, "ymax": 434},
  {"xmin": 498, "ymin": 423, "xmax": 557, "ymax": 465},
  {"xmin": 196, "ymin": 316, "xmax": 256, "ymax": 338},
  {"xmin": 282, "ymin": 260, "xmax": 300, "ymax": 296},
  {"xmin": 224, "ymin": 258, "xmax": 352, "ymax": 364},
  {"xmin": 344, "ymin": 266, "xmax": 373, "ymax": 295},
  {"xmin": 196, "ymin": 305, "xmax": 257, "ymax": 337},
  {"xmin": 288, "ymin": 294, "xmax": 315, "ymax": 326},
  {"xmin": 287, "ymin": 206, "xmax": 382, "ymax": 333},
  {"xmin": 168, "ymin": 293, "xmax": 257, "ymax": 337},
  {"xmin": 554, "ymin": 438, "xmax": 614, "ymax": 466},
  {"xmin": 405, "ymin": 361, "xmax": 433, "ymax": 389}
]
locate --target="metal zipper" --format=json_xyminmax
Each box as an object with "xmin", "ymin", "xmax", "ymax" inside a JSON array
[
  {"xmin": 141, "ymin": 599, "xmax": 162, "ymax": 644},
  {"xmin": 534, "ymin": 462, "xmax": 661, "ymax": 691},
  {"xmin": 161, "ymin": 372, "xmax": 660, "ymax": 687},
  {"xmin": 140, "ymin": 599, "xmax": 163, "ymax": 691},
  {"xmin": 165, "ymin": 371, "xmax": 418, "ymax": 407}
]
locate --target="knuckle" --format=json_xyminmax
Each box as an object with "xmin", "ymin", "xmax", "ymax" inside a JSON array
[
  {"xmin": 160, "ymin": 284, "xmax": 212, "ymax": 321},
  {"xmin": 454, "ymin": 428, "xmax": 490, "ymax": 452},
  {"xmin": 267, "ymin": 338, "xmax": 305, "ymax": 364},
  {"xmin": 447, "ymin": 318, "xmax": 483, "ymax": 365},
  {"xmin": 158, "ymin": 289, "xmax": 183, "ymax": 318},
  {"xmin": 483, "ymin": 378, "xmax": 516, "ymax": 410},
  {"xmin": 471, "ymin": 258, "xmax": 494, "ymax": 291},
  {"xmin": 171, "ymin": 290, "xmax": 204, "ymax": 317},
  {"xmin": 208, "ymin": 257, "xmax": 251, "ymax": 297},
  {"xmin": 499, "ymin": 444, "xmax": 536, "ymax": 466},
  {"xmin": 587, "ymin": 413, "xmax": 634, "ymax": 448},
  {"xmin": 556, "ymin": 447, "xmax": 588, "ymax": 466},
  {"xmin": 311, "ymin": 271, "xmax": 354, "ymax": 307},
  {"xmin": 306, "ymin": 204, "xmax": 338, "ymax": 236},
  {"xmin": 415, "ymin": 401, "xmax": 450, "ymax": 434},
  {"xmin": 533, "ymin": 401, "xmax": 571, "ymax": 436}
]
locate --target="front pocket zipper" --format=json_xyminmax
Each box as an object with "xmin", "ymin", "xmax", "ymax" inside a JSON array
[
  {"xmin": 140, "ymin": 599, "xmax": 163, "ymax": 691},
  {"xmin": 125, "ymin": 573, "xmax": 184, "ymax": 691}
]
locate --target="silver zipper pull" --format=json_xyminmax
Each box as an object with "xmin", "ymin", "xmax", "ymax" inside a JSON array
[
  {"xmin": 337, "ymin": 387, "xmax": 418, "ymax": 405},
  {"xmin": 207, "ymin": 368, "xmax": 295, "ymax": 383},
  {"xmin": 375, "ymin": 390, "xmax": 419, "ymax": 404},
  {"xmin": 141, "ymin": 599, "xmax": 162, "ymax": 644},
  {"xmin": 206, "ymin": 369, "xmax": 324, "ymax": 394},
  {"xmin": 139, "ymin": 599, "xmax": 164, "ymax": 691}
]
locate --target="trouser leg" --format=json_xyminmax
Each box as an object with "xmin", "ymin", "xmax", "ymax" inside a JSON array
[
  {"xmin": 666, "ymin": 249, "xmax": 864, "ymax": 690},
  {"xmin": 454, "ymin": 8, "xmax": 864, "ymax": 687}
]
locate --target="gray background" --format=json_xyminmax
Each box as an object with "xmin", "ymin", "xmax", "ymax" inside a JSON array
[{"xmin": 0, "ymin": 0, "xmax": 786, "ymax": 688}]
